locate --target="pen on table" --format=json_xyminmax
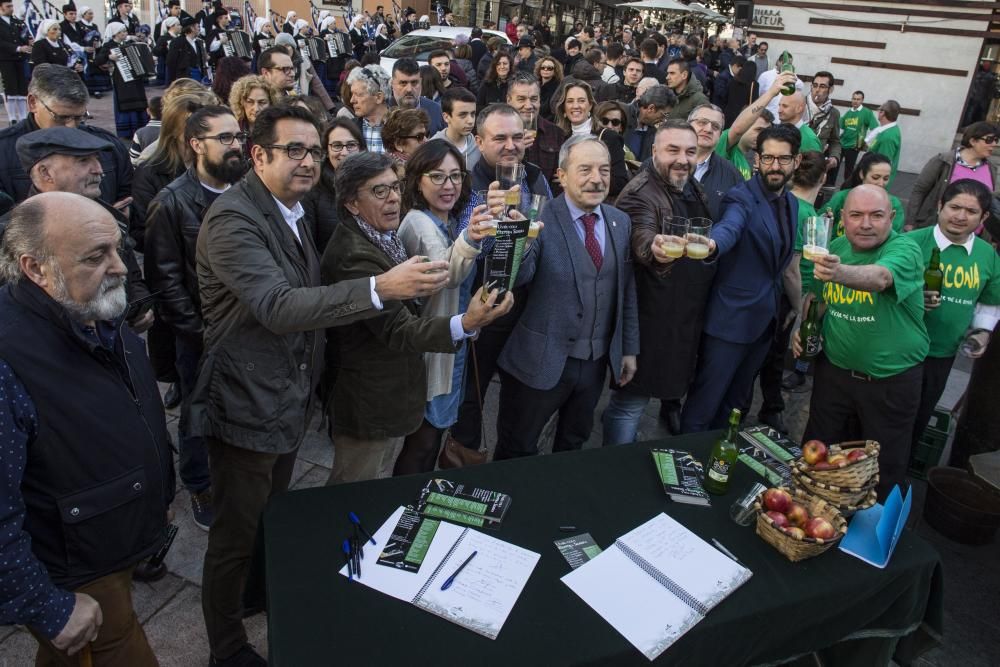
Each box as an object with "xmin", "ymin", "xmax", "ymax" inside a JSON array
[
  {"xmin": 440, "ymin": 550, "xmax": 477, "ymax": 591},
  {"xmin": 354, "ymin": 524, "xmax": 364, "ymax": 559},
  {"xmin": 353, "ymin": 536, "xmax": 362, "ymax": 579},
  {"xmin": 559, "ymin": 526, "xmax": 578, "ymax": 532},
  {"xmin": 342, "ymin": 540, "xmax": 353, "ymax": 580},
  {"xmin": 349, "ymin": 511, "xmax": 377, "ymax": 546},
  {"xmin": 711, "ymin": 538, "xmax": 743, "ymax": 566}
]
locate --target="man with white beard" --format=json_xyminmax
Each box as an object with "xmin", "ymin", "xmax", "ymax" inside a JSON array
[{"xmin": 0, "ymin": 192, "xmax": 174, "ymax": 666}]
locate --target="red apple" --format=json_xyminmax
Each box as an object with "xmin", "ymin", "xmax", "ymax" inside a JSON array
[
  {"xmin": 805, "ymin": 517, "xmax": 837, "ymax": 540},
  {"xmin": 786, "ymin": 503, "xmax": 809, "ymax": 527},
  {"xmin": 784, "ymin": 526, "xmax": 806, "ymax": 539},
  {"xmin": 766, "ymin": 511, "xmax": 789, "ymax": 528},
  {"xmin": 813, "ymin": 461, "xmax": 835, "ymax": 470},
  {"xmin": 763, "ymin": 488, "xmax": 793, "ymax": 513},
  {"xmin": 847, "ymin": 449, "xmax": 866, "ymax": 462},
  {"xmin": 827, "ymin": 454, "xmax": 848, "ymax": 466},
  {"xmin": 802, "ymin": 439, "xmax": 828, "ymax": 465}
]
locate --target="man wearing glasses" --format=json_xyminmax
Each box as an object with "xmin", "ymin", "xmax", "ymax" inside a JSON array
[
  {"xmin": 623, "ymin": 85, "xmax": 675, "ymax": 162},
  {"xmin": 682, "ymin": 124, "xmax": 803, "ymax": 432},
  {"xmin": 258, "ymin": 46, "xmax": 297, "ymax": 94},
  {"xmin": 805, "ymin": 71, "xmax": 842, "ymax": 197},
  {"xmin": 195, "ymin": 105, "xmax": 450, "ymax": 667},
  {"xmin": 687, "ymin": 103, "xmax": 742, "ymax": 220},
  {"xmin": 0, "ymin": 64, "xmax": 132, "ymax": 205}
]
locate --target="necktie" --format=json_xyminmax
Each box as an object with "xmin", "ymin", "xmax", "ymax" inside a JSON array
[{"xmin": 581, "ymin": 213, "xmax": 603, "ymax": 270}]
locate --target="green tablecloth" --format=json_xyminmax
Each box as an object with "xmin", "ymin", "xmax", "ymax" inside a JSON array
[{"xmin": 257, "ymin": 432, "xmax": 942, "ymax": 666}]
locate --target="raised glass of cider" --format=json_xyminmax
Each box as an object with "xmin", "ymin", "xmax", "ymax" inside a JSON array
[
  {"xmin": 685, "ymin": 218, "xmax": 713, "ymax": 260},
  {"xmin": 803, "ymin": 216, "xmax": 830, "ymax": 261},
  {"xmin": 661, "ymin": 219, "xmax": 688, "ymax": 258}
]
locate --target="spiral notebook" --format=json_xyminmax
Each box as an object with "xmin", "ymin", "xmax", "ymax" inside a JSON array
[
  {"xmin": 339, "ymin": 506, "xmax": 540, "ymax": 640},
  {"xmin": 562, "ymin": 513, "xmax": 752, "ymax": 661}
]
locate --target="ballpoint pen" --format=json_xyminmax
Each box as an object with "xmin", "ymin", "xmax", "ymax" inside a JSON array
[{"xmin": 441, "ymin": 551, "xmax": 477, "ymax": 591}]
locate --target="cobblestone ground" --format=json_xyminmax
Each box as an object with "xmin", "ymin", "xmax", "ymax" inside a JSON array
[{"xmin": 2, "ymin": 94, "xmax": 998, "ymax": 666}]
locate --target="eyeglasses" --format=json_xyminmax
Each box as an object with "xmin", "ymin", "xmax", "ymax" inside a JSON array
[
  {"xmin": 368, "ymin": 181, "xmax": 403, "ymax": 199},
  {"xmin": 38, "ymin": 98, "xmax": 91, "ymax": 125},
  {"xmin": 401, "ymin": 132, "xmax": 429, "ymax": 141},
  {"xmin": 261, "ymin": 143, "xmax": 324, "ymax": 161},
  {"xmin": 329, "ymin": 141, "xmax": 361, "ymax": 152},
  {"xmin": 197, "ymin": 132, "xmax": 248, "ymax": 145},
  {"xmin": 690, "ymin": 117, "xmax": 722, "ymax": 131},
  {"xmin": 600, "ymin": 117, "xmax": 622, "ymax": 127},
  {"xmin": 759, "ymin": 154, "xmax": 795, "ymax": 166},
  {"xmin": 424, "ymin": 171, "xmax": 465, "ymax": 185},
  {"xmin": 267, "ymin": 66, "xmax": 296, "ymax": 75}
]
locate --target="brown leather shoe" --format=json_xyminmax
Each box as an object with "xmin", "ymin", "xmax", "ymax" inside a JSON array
[{"xmin": 438, "ymin": 433, "xmax": 487, "ymax": 469}]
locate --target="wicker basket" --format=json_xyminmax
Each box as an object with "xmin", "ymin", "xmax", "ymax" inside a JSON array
[
  {"xmin": 793, "ymin": 440, "xmax": 880, "ymax": 488},
  {"xmin": 754, "ymin": 487, "xmax": 847, "ymax": 562},
  {"xmin": 792, "ymin": 468, "xmax": 878, "ymax": 507}
]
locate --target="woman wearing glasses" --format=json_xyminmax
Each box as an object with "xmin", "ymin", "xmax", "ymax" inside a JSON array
[
  {"xmin": 303, "ymin": 119, "xmax": 365, "ymax": 254},
  {"xmin": 381, "ymin": 107, "xmax": 430, "ymax": 165},
  {"xmin": 593, "ymin": 100, "xmax": 637, "ymax": 164},
  {"xmin": 553, "ymin": 81, "xmax": 628, "ymax": 198},
  {"xmin": 392, "ymin": 140, "xmax": 496, "ymax": 474},
  {"xmin": 825, "ymin": 153, "xmax": 906, "ymax": 236},
  {"xmin": 906, "ymin": 121, "xmax": 1000, "ymax": 231},
  {"xmin": 321, "ymin": 152, "xmax": 513, "ymax": 484},
  {"xmin": 229, "ymin": 75, "xmax": 279, "ymax": 159},
  {"xmin": 534, "ymin": 56, "xmax": 563, "ymax": 122}
]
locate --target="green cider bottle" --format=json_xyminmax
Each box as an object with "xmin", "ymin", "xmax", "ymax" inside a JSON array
[
  {"xmin": 924, "ymin": 247, "xmax": 944, "ymax": 293},
  {"xmin": 704, "ymin": 409, "xmax": 741, "ymax": 495},
  {"xmin": 799, "ymin": 299, "xmax": 822, "ymax": 362},
  {"xmin": 778, "ymin": 51, "xmax": 796, "ymax": 95}
]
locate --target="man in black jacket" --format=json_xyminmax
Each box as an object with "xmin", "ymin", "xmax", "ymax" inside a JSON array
[
  {"xmin": 0, "ymin": 192, "xmax": 174, "ymax": 666},
  {"xmin": 144, "ymin": 106, "xmax": 247, "ymax": 532},
  {"xmin": 0, "ymin": 64, "xmax": 132, "ymax": 205},
  {"xmin": 688, "ymin": 103, "xmax": 742, "ymax": 220}
]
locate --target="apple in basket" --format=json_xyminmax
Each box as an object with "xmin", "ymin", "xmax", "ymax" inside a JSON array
[
  {"xmin": 786, "ymin": 503, "xmax": 809, "ymax": 528},
  {"xmin": 813, "ymin": 461, "xmax": 835, "ymax": 470},
  {"xmin": 827, "ymin": 454, "xmax": 849, "ymax": 466},
  {"xmin": 763, "ymin": 488, "xmax": 793, "ymax": 513},
  {"xmin": 847, "ymin": 449, "xmax": 866, "ymax": 462},
  {"xmin": 805, "ymin": 517, "xmax": 836, "ymax": 540},
  {"xmin": 784, "ymin": 526, "xmax": 806, "ymax": 539},
  {"xmin": 766, "ymin": 511, "xmax": 790, "ymax": 529},
  {"xmin": 802, "ymin": 439, "xmax": 828, "ymax": 465}
]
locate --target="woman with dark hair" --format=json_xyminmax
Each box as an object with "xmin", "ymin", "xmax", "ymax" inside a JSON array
[
  {"xmin": 321, "ymin": 152, "xmax": 512, "ymax": 483},
  {"xmin": 392, "ymin": 140, "xmax": 495, "ymax": 474},
  {"xmin": 908, "ymin": 178, "xmax": 1000, "ymax": 460},
  {"xmin": 553, "ymin": 80, "xmax": 628, "ymax": 197},
  {"xmin": 476, "ymin": 52, "xmax": 512, "ymax": 110},
  {"xmin": 827, "ymin": 152, "xmax": 905, "ymax": 235},
  {"xmin": 535, "ymin": 56, "xmax": 563, "ymax": 122},
  {"xmin": 211, "ymin": 56, "xmax": 250, "ymax": 103},
  {"xmin": 907, "ymin": 120, "xmax": 1000, "ymax": 230},
  {"xmin": 303, "ymin": 118, "xmax": 365, "ymax": 253},
  {"xmin": 454, "ymin": 43, "xmax": 480, "ymax": 93},
  {"xmin": 381, "ymin": 107, "xmax": 430, "ymax": 164},
  {"xmin": 420, "ymin": 64, "xmax": 445, "ymax": 102}
]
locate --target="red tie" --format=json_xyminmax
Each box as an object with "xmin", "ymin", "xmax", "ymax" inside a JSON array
[{"xmin": 581, "ymin": 213, "xmax": 603, "ymax": 270}]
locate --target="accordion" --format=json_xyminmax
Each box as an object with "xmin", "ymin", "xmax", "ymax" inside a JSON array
[
  {"xmin": 113, "ymin": 42, "xmax": 155, "ymax": 82},
  {"xmin": 297, "ymin": 37, "xmax": 328, "ymax": 63},
  {"xmin": 223, "ymin": 30, "xmax": 253, "ymax": 59},
  {"xmin": 325, "ymin": 32, "xmax": 351, "ymax": 59}
]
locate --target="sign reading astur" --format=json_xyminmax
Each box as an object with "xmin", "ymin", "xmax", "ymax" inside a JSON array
[{"xmin": 753, "ymin": 8, "xmax": 785, "ymax": 30}]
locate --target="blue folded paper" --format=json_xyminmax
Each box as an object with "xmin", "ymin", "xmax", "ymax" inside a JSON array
[{"xmin": 839, "ymin": 485, "xmax": 912, "ymax": 568}]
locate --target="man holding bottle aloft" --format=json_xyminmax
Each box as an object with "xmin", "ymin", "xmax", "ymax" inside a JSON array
[
  {"xmin": 906, "ymin": 179, "xmax": 1000, "ymax": 459},
  {"xmin": 795, "ymin": 184, "xmax": 928, "ymax": 500}
]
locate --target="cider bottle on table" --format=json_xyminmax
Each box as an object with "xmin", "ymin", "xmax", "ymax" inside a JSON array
[
  {"xmin": 704, "ymin": 409, "xmax": 741, "ymax": 495},
  {"xmin": 924, "ymin": 247, "xmax": 943, "ymax": 293},
  {"xmin": 799, "ymin": 299, "xmax": 822, "ymax": 362}
]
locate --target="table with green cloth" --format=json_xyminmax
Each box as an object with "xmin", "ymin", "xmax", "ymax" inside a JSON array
[{"xmin": 256, "ymin": 432, "xmax": 943, "ymax": 666}]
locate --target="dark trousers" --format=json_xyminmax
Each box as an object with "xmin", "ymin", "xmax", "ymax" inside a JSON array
[
  {"xmin": 495, "ymin": 357, "xmax": 607, "ymax": 459},
  {"xmin": 841, "ymin": 148, "xmax": 860, "ymax": 183},
  {"xmin": 911, "ymin": 355, "xmax": 956, "ymax": 451},
  {"xmin": 175, "ymin": 335, "xmax": 210, "ymax": 493},
  {"xmin": 202, "ymin": 439, "xmax": 298, "ymax": 660},
  {"xmin": 759, "ymin": 296, "xmax": 794, "ymax": 416},
  {"xmin": 450, "ymin": 324, "xmax": 512, "ymax": 450},
  {"xmin": 804, "ymin": 357, "xmax": 922, "ymax": 500},
  {"xmin": 29, "ymin": 568, "xmax": 157, "ymax": 666},
  {"xmin": 681, "ymin": 326, "xmax": 774, "ymax": 433},
  {"xmin": 0, "ymin": 59, "xmax": 28, "ymax": 96}
]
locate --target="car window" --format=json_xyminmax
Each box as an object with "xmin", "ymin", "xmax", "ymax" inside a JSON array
[{"xmin": 381, "ymin": 36, "xmax": 453, "ymax": 59}]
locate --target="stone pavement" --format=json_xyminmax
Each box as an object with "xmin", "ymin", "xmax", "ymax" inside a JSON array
[{"xmin": 2, "ymin": 95, "xmax": 999, "ymax": 666}]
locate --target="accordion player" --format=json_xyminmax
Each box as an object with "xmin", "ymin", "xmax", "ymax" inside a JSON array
[
  {"xmin": 114, "ymin": 42, "xmax": 156, "ymax": 82},
  {"xmin": 324, "ymin": 32, "xmax": 351, "ymax": 59}
]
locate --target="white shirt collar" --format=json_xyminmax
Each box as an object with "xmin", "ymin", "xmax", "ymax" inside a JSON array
[
  {"xmin": 272, "ymin": 195, "xmax": 305, "ymax": 242},
  {"xmin": 200, "ymin": 180, "xmax": 230, "ymax": 194},
  {"xmin": 933, "ymin": 224, "xmax": 974, "ymax": 255}
]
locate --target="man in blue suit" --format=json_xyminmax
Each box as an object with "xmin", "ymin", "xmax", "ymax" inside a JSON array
[
  {"xmin": 681, "ymin": 124, "xmax": 803, "ymax": 432},
  {"xmin": 388, "ymin": 57, "xmax": 445, "ymax": 134},
  {"xmin": 495, "ymin": 135, "xmax": 640, "ymax": 458}
]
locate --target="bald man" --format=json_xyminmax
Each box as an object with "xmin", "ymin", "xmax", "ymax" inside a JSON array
[
  {"xmin": 793, "ymin": 185, "xmax": 929, "ymax": 499},
  {"xmin": 777, "ymin": 92, "xmax": 823, "ymax": 153},
  {"xmin": 0, "ymin": 192, "xmax": 171, "ymax": 666}
]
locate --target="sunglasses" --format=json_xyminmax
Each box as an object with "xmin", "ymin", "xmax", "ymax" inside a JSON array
[
  {"xmin": 540, "ymin": 65, "xmax": 555, "ymax": 71},
  {"xmin": 979, "ymin": 135, "xmax": 999, "ymax": 144},
  {"xmin": 600, "ymin": 117, "xmax": 622, "ymax": 127},
  {"xmin": 401, "ymin": 132, "xmax": 429, "ymax": 141}
]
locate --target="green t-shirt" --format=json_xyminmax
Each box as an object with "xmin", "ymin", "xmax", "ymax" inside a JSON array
[
  {"xmin": 795, "ymin": 197, "xmax": 818, "ymax": 295},
  {"xmin": 820, "ymin": 231, "xmax": 929, "ymax": 377},
  {"xmin": 716, "ymin": 129, "xmax": 752, "ymax": 180},
  {"xmin": 798, "ymin": 124, "xmax": 823, "ymax": 154},
  {"xmin": 840, "ymin": 106, "xmax": 878, "ymax": 150},
  {"xmin": 826, "ymin": 188, "xmax": 905, "ymax": 237},
  {"xmin": 869, "ymin": 125, "xmax": 902, "ymax": 186},
  {"xmin": 908, "ymin": 226, "xmax": 1000, "ymax": 357}
]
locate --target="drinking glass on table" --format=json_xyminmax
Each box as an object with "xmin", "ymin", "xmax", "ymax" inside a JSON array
[
  {"xmin": 496, "ymin": 162, "xmax": 526, "ymax": 211},
  {"xmin": 803, "ymin": 216, "xmax": 831, "ymax": 261},
  {"xmin": 659, "ymin": 217, "xmax": 688, "ymax": 258},
  {"xmin": 685, "ymin": 218, "xmax": 713, "ymax": 260}
]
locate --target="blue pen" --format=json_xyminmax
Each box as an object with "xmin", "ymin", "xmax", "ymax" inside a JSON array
[
  {"xmin": 349, "ymin": 511, "xmax": 377, "ymax": 546},
  {"xmin": 342, "ymin": 540, "xmax": 353, "ymax": 580},
  {"xmin": 440, "ymin": 551, "xmax": 477, "ymax": 591}
]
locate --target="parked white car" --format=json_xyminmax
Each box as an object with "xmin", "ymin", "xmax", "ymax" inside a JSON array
[{"xmin": 379, "ymin": 26, "xmax": 510, "ymax": 73}]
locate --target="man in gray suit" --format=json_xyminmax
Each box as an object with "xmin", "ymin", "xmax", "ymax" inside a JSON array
[{"xmin": 495, "ymin": 135, "xmax": 640, "ymax": 459}]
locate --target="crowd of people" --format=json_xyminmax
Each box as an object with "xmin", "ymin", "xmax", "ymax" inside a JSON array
[{"xmin": 2, "ymin": 6, "xmax": 1000, "ymax": 667}]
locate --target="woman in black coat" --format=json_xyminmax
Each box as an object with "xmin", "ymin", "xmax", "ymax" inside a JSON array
[
  {"xmin": 476, "ymin": 53, "xmax": 511, "ymax": 111},
  {"xmin": 30, "ymin": 20, "xmax": 79, "ymax": 72},
  {"xmin": 94, "ymin": 24, "xmax": 148, "ymax": 138},
  {"xmin": 166, "ymin": 20, "xmax": 204, "ymax": 83},
  {"xmin": 303, "ymin": 119, "xmax": 365, "ymax": 254}
]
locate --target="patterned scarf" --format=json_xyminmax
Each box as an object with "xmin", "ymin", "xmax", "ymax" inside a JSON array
[
  {"xmin": 955, "ymin": 149, "xmax": 985, "ymax": 170},
  {"xmin": 354, "ymin": 215, "xmax": 408, "ymax": 266}
]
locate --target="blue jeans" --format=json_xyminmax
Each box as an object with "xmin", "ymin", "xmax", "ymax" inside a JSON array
[
  {"xmin": 602, "ymin": 390, "xmax": 650, "ymax": 446},
  {"xmin": 176, "ymin": 336, "xmax": 210, "ymax": 493}
]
